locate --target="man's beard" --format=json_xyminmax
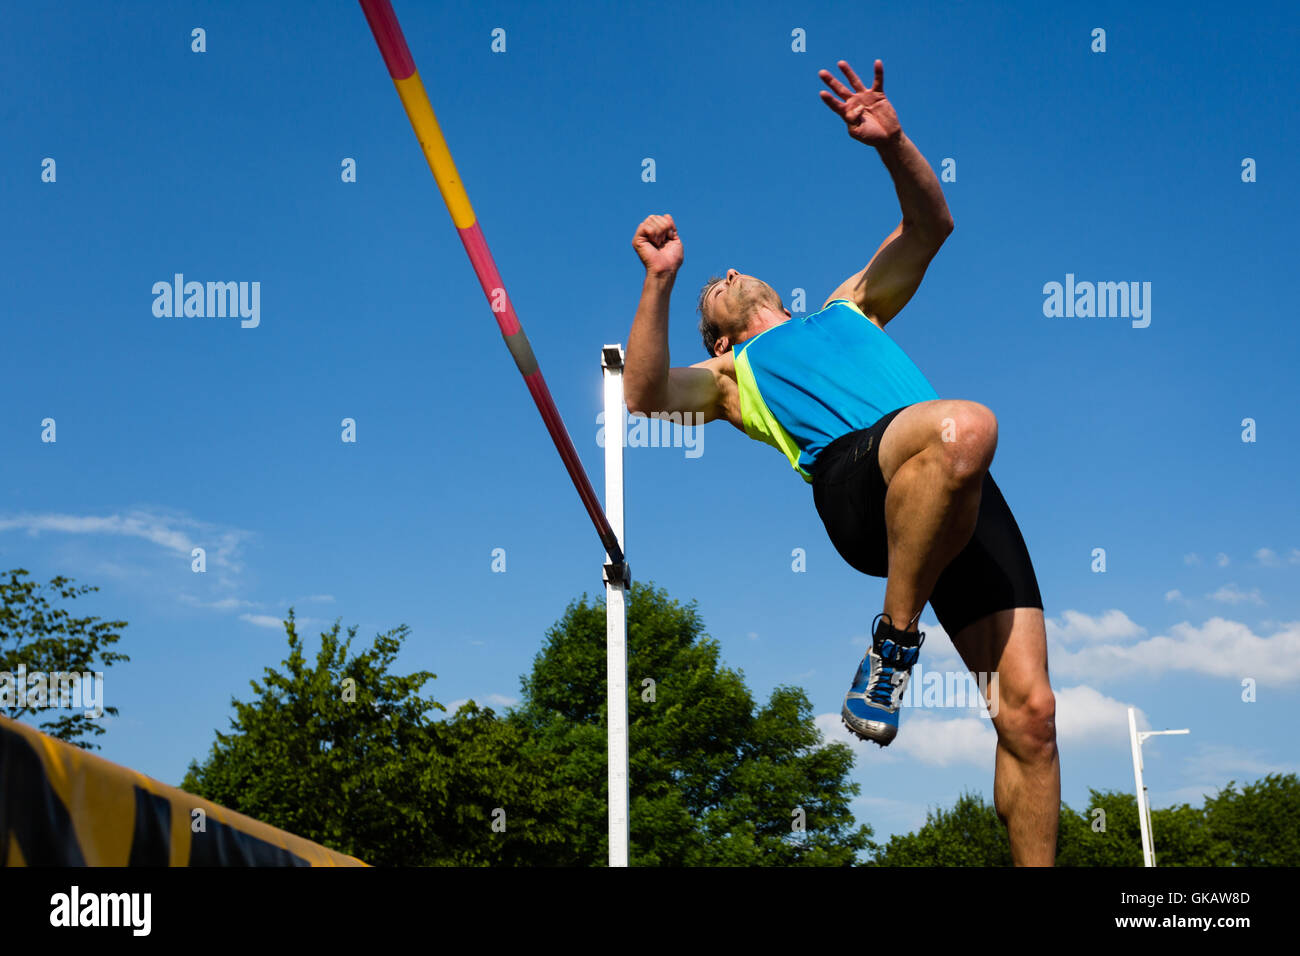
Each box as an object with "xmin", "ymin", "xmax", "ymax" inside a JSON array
[{"xmin": 733, "ymin": 279, "xmax": 780, "ymax": 332}]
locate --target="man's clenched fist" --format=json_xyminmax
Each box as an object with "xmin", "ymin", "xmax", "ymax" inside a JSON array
[{"xmin": 633, "ymin": 213, "xmax": 683, "ymax": 276}]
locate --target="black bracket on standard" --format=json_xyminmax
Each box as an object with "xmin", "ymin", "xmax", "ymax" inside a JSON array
[
  {"xmin": 601, "ymin": 345, "xmax": 625, "ymax": 370},
  {"xmin": 603, "ymin": 561, "xmax": 631, "ymax": 587}
]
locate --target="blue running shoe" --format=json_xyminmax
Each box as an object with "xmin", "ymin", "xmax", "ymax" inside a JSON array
[{"xmin": 842, "ymin": 613, "xmax": 926, "ymax": 746}]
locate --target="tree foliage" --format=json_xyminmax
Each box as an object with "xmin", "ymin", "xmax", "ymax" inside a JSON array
[
  {"xmin": 509, "ymin": 581, "xmax": 873, "ymax": 865},
  {"xmin": 1202, "ymin": 774, "xmax": 1299, "ymax": 867},
  {"xmin": 0, "ymin": 568, "xmax": 129, "ymax": 749},
  {"xmin": 185, "ymin": 583, "xmax": 871, "ymax": 865},
  {"xmin": 868, "ymin": 792, "xmax": 1012, "ymax": 866},
  {"xmin": 872, "ymin": 775, "xmax": 1300, "ymax": 866},
  {"xmin": 182, "ymin": 611, "xmax": 571, "ymax": 865},
  {"xmin": 184, "ymin": 582, "xmax": 1300, "ymax": 868}
]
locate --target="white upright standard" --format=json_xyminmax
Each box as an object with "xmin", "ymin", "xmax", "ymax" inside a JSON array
[
  {"xmin": 1127, "ymin": 706, "xmax": 1189, "ymax": 867},
  {"xmin": 601, "ymin": 345, "xmax": 630, "ymax": 867}
]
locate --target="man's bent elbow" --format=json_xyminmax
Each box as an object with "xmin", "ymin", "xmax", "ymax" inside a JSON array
[
  {"xmin": 625, "ymin": 391, "xmax": 664, "ymax": 417},
  {"xmin": 927, "ymin": 215, "xmax": 955, "ymax": 248}
]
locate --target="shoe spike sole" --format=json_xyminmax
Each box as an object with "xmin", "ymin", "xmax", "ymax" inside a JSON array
[{"xmin": 842, "ymin": 715, "xmax": 892, "ymax": 748}]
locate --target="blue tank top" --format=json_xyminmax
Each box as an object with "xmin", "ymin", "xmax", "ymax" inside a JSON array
[{"xmin": 733, "ymin": 299, "xmax": 938, "ymax": 482}]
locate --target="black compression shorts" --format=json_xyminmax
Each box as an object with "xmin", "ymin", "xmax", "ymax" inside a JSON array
[{"xmin": 810, "ymin": 405, "xmax": 1043, "ymax": 637}]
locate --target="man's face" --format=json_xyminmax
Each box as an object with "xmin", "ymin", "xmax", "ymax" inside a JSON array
[{"xmin": 706, "ymin": 269, "xmax": 784, "ymax": 354}]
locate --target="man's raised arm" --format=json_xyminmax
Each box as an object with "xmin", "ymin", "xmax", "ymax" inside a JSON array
[
  {"xmin": 819, "ymin": 59, "xmax": 954, "ymax": 326},
  {"xmin": 624, "ymin": 214, "xmax": 728, "ymax": 421}
]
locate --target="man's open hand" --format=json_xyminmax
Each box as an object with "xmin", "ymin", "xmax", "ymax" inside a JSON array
[
  {"xmin": 633, "ymin": 214, "xmax": 683, "ymax": 276},
  {"xmin": 819, "ymin": 59, "xmax": 901, "ymax": 146}
]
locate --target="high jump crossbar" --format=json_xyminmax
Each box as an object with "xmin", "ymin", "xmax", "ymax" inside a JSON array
[
  {"xmin": 359, "ymin": 0, "xmax": 632, "ymax": 866},
  {"xmin": 358, "ymin": 0, "xmax": 624, "ymax": 570}
]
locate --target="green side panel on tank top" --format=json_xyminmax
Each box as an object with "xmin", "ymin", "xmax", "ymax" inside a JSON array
[{"xmin": 734, "ymin": 347, "xmax": 814, "ymax": 483}]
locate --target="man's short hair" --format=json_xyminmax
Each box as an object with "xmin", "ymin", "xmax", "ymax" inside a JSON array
[{"xmin": 697, "ymin": 275, "xmax": 726, "ymax": 357}]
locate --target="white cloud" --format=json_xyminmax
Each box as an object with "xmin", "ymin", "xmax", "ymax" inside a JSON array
[
  {"xmin": 240, "ymin": 613, "xmax": 286, "ymax": 629},
  {"xmin": 1216, "ymin": 553, "xmax": 1231, "ymax": 568},
  {"xmin": 1054, "ymin": 685, "xmax": 1146, "ymax": 746},
  {"xmin": 1051, "ymin": 617, "xmax": 1300, "ymax": 686},
  {"xmin": 921, "ymin": 619, "xmax": 951, "ymax": 645},
  {"xmin": 818, "ymin": 710, "xmax": 994, "ymax": 768},
  {"xmin": 1255, "ymin": 548, "xmax": 1281, "ymax": 567},
  {"xmin": 236, "ymin": 612, "xmax": 325, "ymax": 632},
  {"xmin": 914, "ymin": 619, "xmax": 964, "ymax": 671},
  {"xmin": 816, "ymin": 711, "xmax": 867, "ymax": 746},
  {"xmin": 920, "ymin": 652, "xmax": 966, "ymax": 674},
  {"xmin": 0, "ymin": 509, "xmax": 251, "ymax": 572},
  {"xmin": 1207, "ymin": 583, "xmax": 1264, "ymax": 606},
  {"xmin": 1184, "ymin": 553, "xmax": 1201, "ymax": 566},
  {"xmin": 821, "ymin": 684, "xmax": 1156, "ymax": 765},
  {"xmin": 1047, "ymin": 608, "xmax": 1144, "ymax": 643},
  {"xmin": 898, "ymin": 713, "xmax": 996, "ymax": 766},
  {"xmin": 1164, "ymin": 589, "xmax": 1183, "ymax": 603}
]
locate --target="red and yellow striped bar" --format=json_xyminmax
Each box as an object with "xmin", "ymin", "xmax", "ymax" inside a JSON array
[{"xmin": 359, "ymin": 0, "xmax": 623, "ymax": 566}]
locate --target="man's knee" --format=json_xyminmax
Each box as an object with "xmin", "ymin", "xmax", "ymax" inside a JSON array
[
  {"xmin": 996, "ymin": 683, "xmax": 1057, "ymax": 762},
  {"xmin": 935, "ymin": 401, "xmax": 997, "ymax": 485}
]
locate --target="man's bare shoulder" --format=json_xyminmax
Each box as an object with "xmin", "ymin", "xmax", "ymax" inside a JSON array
[
  {"xmin": 689, "ymin": 350, "xmax": 736, "ymax": 379},
  {"xmin": 687, "ymin": 351, "xmax": 742, "ymax": 429}
]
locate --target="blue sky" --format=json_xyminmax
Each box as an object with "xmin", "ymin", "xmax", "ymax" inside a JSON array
[{"xmin": 3, "ymin": 0, "xmax": 1297, "ymax": 849}]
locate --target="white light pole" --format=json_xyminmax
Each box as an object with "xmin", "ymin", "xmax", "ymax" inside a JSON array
[
  {"xmin": 1127, "ymin": 707, "xmax": 1189, "ymax": 867},
  {"xmin": 601, "ymin": 345, "xmax": 630, "ymax": 867}
]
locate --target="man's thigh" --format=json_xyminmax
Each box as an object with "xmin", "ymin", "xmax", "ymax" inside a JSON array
[
  {"xmin": 877, "ymin": 397, "xmax": 996, "ymax": 484},
  {"xmin": 949, "ymin": 607, "xmax": 1051, "ymax": 727}
]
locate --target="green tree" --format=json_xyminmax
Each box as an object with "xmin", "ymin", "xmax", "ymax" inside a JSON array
[
  {"xmin": 1056, "ymin": 790, "xmax": 1146, "ymax": 867},
  {"xmin": 1149, "ymin": 801, "xmax": 1234, "ymax": 866},
  {"xmin": 1059, "ymin": 789, "xmax": 1242, "ymax": 867},
  {"xmin": 183, "ymin": 611, "xmax": 572, "ymax": 865},
  {"xmin": 875, "ymin": 777, "xmax": 1300, "ymax": 866},
  {"xmin": 508, "ymin": 581, "xmax": 873, "ymax": 865},
  {"xmin": 423, "ymin": 699, "xmax": 578, "ymax": 866},
  {"xmin": 874, "ymin": 790, "xmax": 1233, "ymax": 866},
  {"xmin": 1203, "ymin": 773, "xmax": 1300, "ymax": 866},
  {"xmin": 0, "ymin": 568, "xmax": 129, "ymax": 749},
  {"xmin": 868, "ymin": 791, "xmax": 1012, "ymax": 866}
]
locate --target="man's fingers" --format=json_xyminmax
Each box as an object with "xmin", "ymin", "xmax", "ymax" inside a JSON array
[
  {"xmin": 838, "ymin": 59, "xmax": 868, "ymax": 93},
  {"xmin": 636, "ymin": 214, "xmax": 677, "ymax": 238},
  {"xmin": 819, "ymin": 88, "xmax": 846, "ymax": 116},
  {"xmin": 872, "ymin": 59, "xmax": 884, "ymax": 92},
  {"xmin": 636, "ymin": 214, "xmax": 679, "ymax": 248},
  {"xmin": 818, "ymin": 68, "xmax": 853, "ymax": 101}
]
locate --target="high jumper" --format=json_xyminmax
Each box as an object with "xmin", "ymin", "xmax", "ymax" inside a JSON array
[{"xmin": 623, "ymin": 59, "xmax": 1060, "ymax": 866}]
